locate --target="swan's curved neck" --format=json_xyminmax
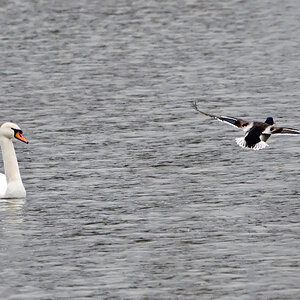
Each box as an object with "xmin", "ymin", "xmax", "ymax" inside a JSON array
[{"xmin": 1, "ymin": 138, "xmax": 22, "ymax": 183}]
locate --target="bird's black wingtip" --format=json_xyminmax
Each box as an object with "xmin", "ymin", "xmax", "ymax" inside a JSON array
[{"xmin": 192, "ymin": 100, "xmax": 198, "ymax": 111}]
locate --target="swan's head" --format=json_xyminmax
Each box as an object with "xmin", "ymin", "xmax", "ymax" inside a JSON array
[{"xmin": 0, "ymin": 122, "xmax": 28, "ymax": 144}]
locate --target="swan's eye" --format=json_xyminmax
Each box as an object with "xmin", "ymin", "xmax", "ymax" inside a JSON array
[{"xmin": 270, "ymin": 127, "xmax": 274, "ymax": 131}]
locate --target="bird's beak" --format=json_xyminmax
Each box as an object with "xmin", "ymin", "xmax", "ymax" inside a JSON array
[{"xmin": 15, "ymin": 131, "xmax": 29, "ymax": 144}]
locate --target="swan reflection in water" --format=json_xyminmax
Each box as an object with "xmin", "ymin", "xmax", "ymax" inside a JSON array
[{"xmin": 0, "ymin": 198, "xmax": 25, "ymax": 224}]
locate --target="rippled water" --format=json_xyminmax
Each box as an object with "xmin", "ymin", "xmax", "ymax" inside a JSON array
[{"xmin": 0, "ymin": 0, "xmax": 299, "ymax": 299}]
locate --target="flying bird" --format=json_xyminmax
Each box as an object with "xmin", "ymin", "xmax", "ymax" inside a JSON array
[{"xmin": 192, "ymin": 101, "xmax": 299, "ymax": 150}]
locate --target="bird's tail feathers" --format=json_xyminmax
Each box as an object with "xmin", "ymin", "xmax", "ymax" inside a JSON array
[
  {"xmin": 235, "ymin": 137, "xmax": 247, "ymax": 148},
  {"xmin": 253, "ymin": 141, "xmax": 269, "ymax": 150},
  {"xmin": 235, "ymin": 137, "xmax": 269, "ymax": 151}
]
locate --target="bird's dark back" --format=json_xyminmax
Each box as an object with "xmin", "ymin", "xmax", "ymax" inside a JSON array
[{"xmin": 245, "ymin": 126, "xmax": 264, "ymax": 148}]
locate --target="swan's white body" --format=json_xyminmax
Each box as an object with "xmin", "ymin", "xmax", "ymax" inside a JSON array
[
  {"xmin": 0, "ymin": 173, "xmax": 8, "ymax": 196},
  {"xmin": 0, "ymin": 122, "xmax": 28, "ymax": 199}
]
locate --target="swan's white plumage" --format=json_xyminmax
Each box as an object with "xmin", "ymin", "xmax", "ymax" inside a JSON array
[
  {"xmin": 0, "ymin": 122, "xmax": 27, "ymax": 199},
  {"xmin": 0, "ymin": 173, "xmax": 7, "ymax": 197}
]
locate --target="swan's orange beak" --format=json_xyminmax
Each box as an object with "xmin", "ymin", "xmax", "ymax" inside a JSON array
[{"xmin": 15, "ymin": 131, "xmax": 28, "ymax": 144}]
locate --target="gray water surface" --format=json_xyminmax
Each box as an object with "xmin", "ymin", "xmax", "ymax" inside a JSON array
[{"xmin": 0, "ymin": 0, "xmax": 300, "ymax": 299}]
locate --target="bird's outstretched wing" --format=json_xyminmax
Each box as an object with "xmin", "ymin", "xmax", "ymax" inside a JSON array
[
  {"xmin": 271, "ymin": 127, "xmax": 300, "ymax": 136},
  {"xmin": 192, "ymin": 101, "xmax": 249, "ymax": 130}
]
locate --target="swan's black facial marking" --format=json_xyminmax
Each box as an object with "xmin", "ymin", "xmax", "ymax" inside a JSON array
[
  {"xmin": 11, "ymin": 128, "xmax": 28, "ymax": 144},
  {"xmin": 11, "ymin": 128, "xmax": 23, "ymax": 135}
]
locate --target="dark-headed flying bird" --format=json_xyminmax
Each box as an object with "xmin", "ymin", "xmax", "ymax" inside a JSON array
[{"xmin": 192, "ymin": 101, "xmax": 299, "ymax": 150}]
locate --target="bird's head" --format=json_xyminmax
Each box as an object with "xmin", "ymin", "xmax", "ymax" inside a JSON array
[
  {"xmin": 265, "ymin": 117, "xmax": 275, "ymax": 125},
  {"xmin": 0, "ymin": 122, "xmax": 28, "ymax": 144}
]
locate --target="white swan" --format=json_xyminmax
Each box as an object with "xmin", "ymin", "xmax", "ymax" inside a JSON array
[{"xmin": 0, "ymin": 122, "xmax": 28, "ymax": 198}]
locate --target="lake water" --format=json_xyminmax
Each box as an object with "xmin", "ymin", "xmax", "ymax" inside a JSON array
[{"xmin": 0, "ymin": 0, "xmax": 299, "ymax": 299}]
